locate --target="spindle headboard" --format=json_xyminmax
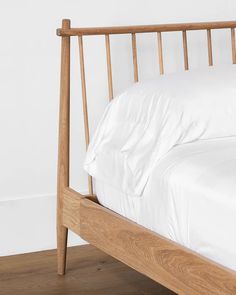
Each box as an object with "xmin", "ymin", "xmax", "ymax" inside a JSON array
[{"xmin": 57, "ymin": 19, "xmax": 236, "ymax": 196}]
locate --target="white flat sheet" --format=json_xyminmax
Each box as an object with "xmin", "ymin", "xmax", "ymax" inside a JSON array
[{"xmin": 95, "ymin": 137, "xmax": 236, "ymax": 271}]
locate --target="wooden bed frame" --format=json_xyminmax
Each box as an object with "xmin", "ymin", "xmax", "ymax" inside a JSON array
[{"xmin": 56, "ymin": 19, "xmax": 236, "ymax": 294}]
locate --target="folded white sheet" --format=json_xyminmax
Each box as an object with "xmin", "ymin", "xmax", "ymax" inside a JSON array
[
  {"xmin": 85, "ymin": 65, "xmax": 236, "ymax": 196},
  {"xmin": 95, "ymin": 137, "xmax": 236, "ymax": 271}
]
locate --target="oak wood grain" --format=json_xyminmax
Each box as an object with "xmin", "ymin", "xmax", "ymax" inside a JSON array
[
  {"xmin": 231, "ymin": 28, "xmax": 236, "ymax": 64},
  {"xmin": 57, "ymin": 20, "xmax": 236, "ymax": 36},
  {"xmin": 207, "ymin": 29, "xmax": 213, "ymax": 66},
  {"xmin": 157, "ymin": 32, "xmax": 164, "ymax": 75},
  {"xmin": 182, "ymin": 30, "xmax": 189, "ymax": 70},
  {"xmin": 64, "ymin": 196, "xmax": 236, "ymax": 295},
  {"xmin": 62, "ymin": 187, "xmax": 82, "ymax": 233},
  {"xmin": 78, "ymin": 35, "xmax": 93, "ymax": 195},
  {"xmin": 57, "ymin": 18, "xmax": 70, "ymax": 275},
  {"xmin": 132, "ymin": 33, "xmax": 139, "ymax": 82},
  {"xmin": 105, "ymin": 34, "xmax": 114, "ymax": 100}
]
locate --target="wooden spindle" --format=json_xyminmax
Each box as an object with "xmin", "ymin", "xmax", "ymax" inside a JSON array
[
  {"xmin": 157, "ymin": 32, "xmax": 164, "ymax": 75},
  {"xmin": 132, "ymin": 33, "xmax": 139, "ymax": 82},
  {"xmin": 182, "ymin": 30, "xmax": 189, "ymax": 70},
  {"xmin": 207, "ymin": 29, "xmax": 213, "ymax": 66},
  {"xmin": 78, "ymin": 36, "xmax": 93, "ymax": 195},
  {"xmin": 105, "ymin": 34, "xmax": 114, "ymax": 100},
  {"xmin": 231, "ymin": 28, "xmax": 236, "ymax": 64}
]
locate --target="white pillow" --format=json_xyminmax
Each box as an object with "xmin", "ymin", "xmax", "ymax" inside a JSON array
[{"xmin": 84, "ymin": 65, "xmax": 236, "ymax": 196}]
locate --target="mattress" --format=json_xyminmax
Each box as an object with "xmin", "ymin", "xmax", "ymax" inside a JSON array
[{"xmin": 95, "ymin": 137, "xmax": 236, "ymax": 271}]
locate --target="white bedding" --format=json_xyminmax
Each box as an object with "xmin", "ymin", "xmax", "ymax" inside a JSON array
[
  {"xmin": 85, "ymin": 65, "xmax": 236, "ymax": 197},
  {"xmin": 95, "ymin": 137, "xmax": 236, "ymax": 271}
]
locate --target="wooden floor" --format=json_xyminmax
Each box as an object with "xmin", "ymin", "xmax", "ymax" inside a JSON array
[{"xmin": 0, "ymin": 245, "xmax": 175, "ymax": 295}]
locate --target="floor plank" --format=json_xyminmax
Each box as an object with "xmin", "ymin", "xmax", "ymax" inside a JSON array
[{"xmin": 0, "ymin": 245, "xmax": 176, "ymax": 295}]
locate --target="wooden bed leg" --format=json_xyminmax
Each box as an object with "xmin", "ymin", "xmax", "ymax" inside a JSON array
[
  {"xmin": 57, "ymin": 226, "xmax": 68, "ymax": 275},
  {"xmin": 57, "ymin": 19, "xmax": 71, "ymax": 275}
]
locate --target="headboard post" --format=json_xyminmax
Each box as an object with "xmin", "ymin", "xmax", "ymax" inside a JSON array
[{"xmin": 57, "ymin": 18, "xmax": 71, "ymax": 275}]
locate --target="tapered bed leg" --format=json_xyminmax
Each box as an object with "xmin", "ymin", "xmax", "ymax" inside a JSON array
[
  {"xmin": 57, "ymin": 19, "xmax": 71, "ymax": 275},
  {"xmin": 57, "ymin": 225, "xmax": 68, "ymax": 275}
]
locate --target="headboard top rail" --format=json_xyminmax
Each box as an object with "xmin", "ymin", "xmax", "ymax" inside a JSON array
[{"xmin": 57, "ymin": 20, "xmax": 236, "ymax": 36}]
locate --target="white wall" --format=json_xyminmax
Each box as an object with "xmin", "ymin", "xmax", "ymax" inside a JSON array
[{"xmin": 0, "ymin": 0, "xmax": 236, "ymax": 256}]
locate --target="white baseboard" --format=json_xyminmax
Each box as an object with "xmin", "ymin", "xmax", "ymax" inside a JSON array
[{"xmin": 0, "ymin": 193, "xmax": 87, "ymax": 256}]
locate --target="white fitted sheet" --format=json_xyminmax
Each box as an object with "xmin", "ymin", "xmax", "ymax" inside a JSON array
[{"xmin": 95, "ymin": 137, "xmax": 236, "ymax": 271}]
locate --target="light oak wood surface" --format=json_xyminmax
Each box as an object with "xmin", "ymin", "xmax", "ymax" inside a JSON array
[
  {"xmin": 231, "ymin": 28, "xmax": 236, "ymax": 64},
  {"xmin": 57, "ymin": 20, "xmax": 236, "ymax": 36},
  {"xmin": 105, "ymin": 34, "xmax": 114, "ymax": 100},
  {"xmin": 182, "ymin": 30, "xmax": 189, "ymax": 70},
  {"xmin": 132, "ymin": 33, "xmax": 139, "ymax": 82},
  {"xmin": 78, "ymin": 35, "xmax": 93, "ymax": 195},
  {"xmin": 57, "ymin": 18, "xmax": 70, "ymax": 275},
  {"xmin": 157, "ymin": 32, "xmax": 164, "ymax": 74},
  {"xmin": 207, "ymin": 29, "xmax": 213, "ymax": 66},
  {"xmin": 0, "ymin": 245, "xmax": 175, "ymax": 295},
  {"xmin": 62, "ymin": 190, "xmax": 236, "ymax": 295}
]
